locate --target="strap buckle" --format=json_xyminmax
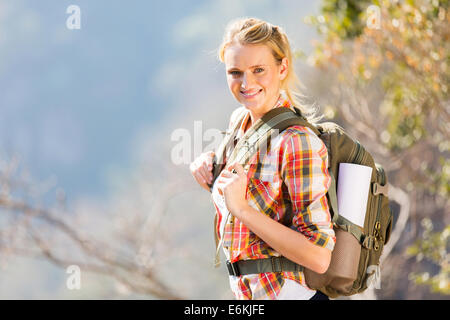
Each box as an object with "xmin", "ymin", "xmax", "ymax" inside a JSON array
[
  {"xmin": 372, "ymin": 182, "xmax": 389, "ymax": 196},
  {"xmin": 226, "ymin": 261, "xmax": 240, "ymax": 277}
]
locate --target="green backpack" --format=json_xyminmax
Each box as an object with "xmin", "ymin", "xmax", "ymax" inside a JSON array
[{"xmin": 209, "ymin": 106, "xmax": 394, "ymax": 298}]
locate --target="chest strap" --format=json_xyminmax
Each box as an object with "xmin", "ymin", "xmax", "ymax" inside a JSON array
[{"xmin": 226, "ymin": 256, "xmax": 304, "ymax": 277}]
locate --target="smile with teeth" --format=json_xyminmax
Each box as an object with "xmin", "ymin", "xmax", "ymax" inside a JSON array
[{"xmin": 240, "ymin": 89, "xmax": 262, "ymax": 98}]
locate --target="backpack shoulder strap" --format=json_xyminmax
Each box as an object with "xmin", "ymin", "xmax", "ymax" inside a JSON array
[
  {"xmin": 209, "ymin": 107, "xmax": 247, "ymax": 190},
  {"xmin": 227, "ymin": 107, "xmax": 321, "ymax": 167},
  {"xmin": 289, "ymin": 106, "xmax": 322, "ymax": 136}
]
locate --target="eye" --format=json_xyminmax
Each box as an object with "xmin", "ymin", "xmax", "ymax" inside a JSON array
[
  {"xmin": 228, "ymin": 70, "xmax": 242, "ymax": 77},
  {"xmin": 254, "ymin": 67, "xmax": 264, "ymax": 73}
]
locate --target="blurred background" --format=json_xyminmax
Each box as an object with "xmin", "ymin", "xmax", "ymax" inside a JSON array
[{"xmin": 0, "ymin": 0, "xmax": 448, "ymax": 299}]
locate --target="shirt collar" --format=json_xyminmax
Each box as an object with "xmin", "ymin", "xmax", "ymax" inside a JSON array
[{"xmin": 236, "ymin": 93, "xmax": 293, "ymax": 140}]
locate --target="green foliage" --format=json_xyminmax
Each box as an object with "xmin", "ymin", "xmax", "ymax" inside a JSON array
[
  {"xmin": 307, "ymin": 0, "xmax": 450, "ymax": 296},
  {"xmin": 406, "ymin": 219, "xmax": 450, "ymax": 295},
  {"xmin": 320, "ymin": 0, "xmax": 372, "ymax": 38},
  {"xmin": 306, "ymin": 0, "xmax": 449, "ymax": 196}
]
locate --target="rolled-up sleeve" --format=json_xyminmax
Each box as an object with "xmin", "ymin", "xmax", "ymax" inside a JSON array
[{"xmin": 280, "ymin": 127, "xmax": 336, "ymax": 251}]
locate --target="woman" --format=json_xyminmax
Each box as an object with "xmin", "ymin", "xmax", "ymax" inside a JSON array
[{"xmin": 189, "ymin": 17, "xmax": 335, "ymax": 300}]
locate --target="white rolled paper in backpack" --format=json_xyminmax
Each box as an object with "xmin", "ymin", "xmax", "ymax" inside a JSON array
[{"xmin": 337, "ymin": 163, "xmax": 373, "ymax": 228}]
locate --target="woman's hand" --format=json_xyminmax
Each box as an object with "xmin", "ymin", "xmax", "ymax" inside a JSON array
[
  {"xmin": 189, "ymin": 151, "xmax": 215, "ymax": 192},
  {"xmin": 215, "ymin": 162, "xmax": 249, "ymax": 218}
]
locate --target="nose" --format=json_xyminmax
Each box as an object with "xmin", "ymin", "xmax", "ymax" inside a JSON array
[{"xmin": 241, "ymin": 71, "xmax": 255, "ymax": 90}]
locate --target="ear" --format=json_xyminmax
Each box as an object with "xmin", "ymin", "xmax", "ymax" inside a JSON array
[{"xmin": 279, "ymin": 57, "xmax": 288, "ymax": 81}]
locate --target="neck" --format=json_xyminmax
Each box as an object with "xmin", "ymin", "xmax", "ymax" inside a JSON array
[{"xmin": 248, "ymin": 93, "xmax": 282, "ymax": 126}]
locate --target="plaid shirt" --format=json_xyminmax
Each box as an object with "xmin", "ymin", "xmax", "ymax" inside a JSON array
[{"xmin": 211, "ymin": 94, "xmax": 335, "ymax": 300}]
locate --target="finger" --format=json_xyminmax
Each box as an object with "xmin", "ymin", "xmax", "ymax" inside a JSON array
[
  {"xmin": 200, "ymin": 152, "xmax": 214, "ymax": 171},
  {"xmin": 190, "ymin": 156, "xmax": 204, "ymax": 173},
  {"xmin": 196, "ymin": 165, "xmax": 211, "ymax": 184},
  {"xmin": 191, "ymin": 163, "xmax": 204, "ymax": 181},
  {"xmin": 223, "ymin": 167, "xmax": 237, "ymax": 176},
  {"xmin": 189, "ymin": 161, "xmax": 197, "ymax": 173},
  {"xmin": 199, "ymin": 166, "xmax": 211, "ymax": 184},
  {"xmin": 207, "ymin": 152, "xmax": 215, "ymax": 170},
  {"xmin": 215, "ymin": 180, "xmax": 226, "ymax": 196},
  {"xmin": 194, "ymin": 171, "xmax": 208, "ymax": 186},
  {"xmin": 220, "ymin": 170, "xmax": 233, "ymax": 178},
  {"xmin": 228, "ymin": 162, "xmax": 245, "ymax": 176},
  {"xmin": 216, "ymin": 178, "xmax": 233, "ymax": 196},
  {"xmin": 216, "ymin": 176, "xmax": 232, "ymax": 184},
  {"xmin": 202, "ymin": 162, "xmax": 212, "ymax": 183},
  {"xmin": 203, "ymin": 151, "xmax": 214, "ymax": 160}
]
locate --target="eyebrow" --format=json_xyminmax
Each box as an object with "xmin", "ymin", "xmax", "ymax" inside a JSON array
[{"xmin": 227, "ymin": 64, "xmax": 267, "ymax": 72}]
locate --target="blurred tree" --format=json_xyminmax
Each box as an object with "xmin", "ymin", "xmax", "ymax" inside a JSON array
[
  {"xmin": 0, "ymin": 153, "xmax": 186, "ymax": 299},
  {"xmin": 303, "ymin": 0, "xmax": 449, "ymax": 298}
]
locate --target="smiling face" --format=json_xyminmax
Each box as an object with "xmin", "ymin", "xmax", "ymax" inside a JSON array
[{"xmin": 224, "ymin": 43, "xmax": 288, "ymax": 122}]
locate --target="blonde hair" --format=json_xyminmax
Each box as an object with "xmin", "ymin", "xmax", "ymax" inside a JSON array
[{"xmin": 218, "ymin": 17, "xmax": 321, "ymax": 123}]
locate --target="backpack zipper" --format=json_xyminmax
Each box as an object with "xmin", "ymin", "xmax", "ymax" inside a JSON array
[
  {"xmin": 373, "ymin": 166, "xmax": 386, "ymax": 250},
  {"xmin": 353, "ymin": 141, "xmax": 365, "ymax": 164}
]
